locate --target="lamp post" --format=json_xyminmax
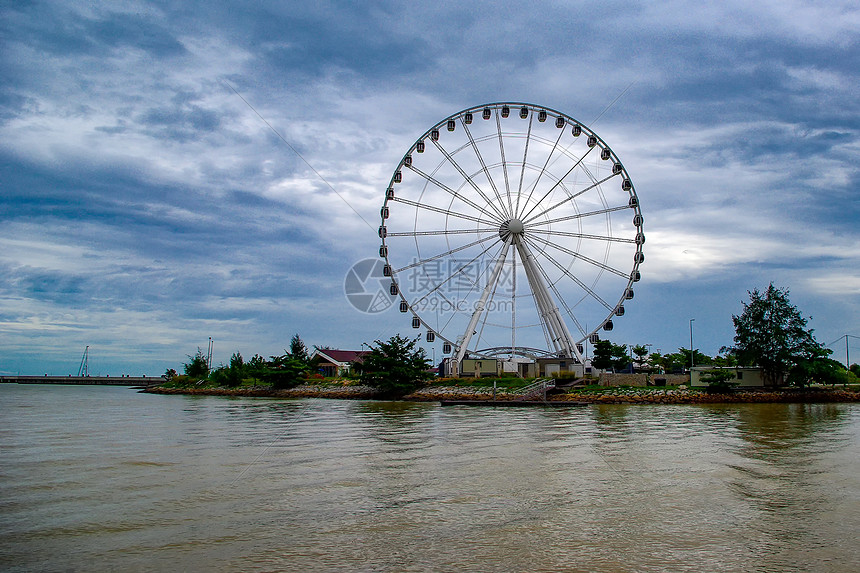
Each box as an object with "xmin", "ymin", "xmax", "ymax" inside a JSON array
[
  {"xmin": 689, "ymin": 319, "xmax": 695, "ymax": 371},
  {"xmin": 645, "ymin": 343, "xmax": 653, "ymax": 372}
]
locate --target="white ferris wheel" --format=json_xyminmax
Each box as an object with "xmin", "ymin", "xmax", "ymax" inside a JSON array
[{"xmin": 378, "ymin": 103, "xmax": 643, "ymax": 370}]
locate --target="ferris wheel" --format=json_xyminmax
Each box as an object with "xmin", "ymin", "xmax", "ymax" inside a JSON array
[{"xmin": 378, "ymin": 103, "xmax": 643, "ymax": 368}]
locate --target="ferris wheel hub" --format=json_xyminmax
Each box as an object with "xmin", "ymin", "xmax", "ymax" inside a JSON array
[{"xmin": 499, "ymin": 218, "xmax": 525, "ymax": 240}]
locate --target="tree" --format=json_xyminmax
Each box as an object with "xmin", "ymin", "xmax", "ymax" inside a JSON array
[
  {"xmin": 699, "ymin": 369, "xmax": 740, "ymax": 393},
  {"xmin": 787, "ymin": 349, "xmax": 848, "ymax": 386},
  {"xmin": 632, "ymin": 345, "xmax": 650, "ymax": 372},
  {"xmin": 713, "ymin": 351, "xmax": 739, "ymax": 367},
  {"xmin": 288, "ymin": 334, "xmax": 309, "ymax": 364},
  {"xmin": 648, "ymin": 352, "xmax": 665, "ymax": 373},
  {"xmin": 209, "ymin": 351, "xmax": 249, "ymax": 387},
  {"xmin": 183, "ymin": 347, "xmax": 210, "ymax": 380},
  {"xmin": 246, "ymin": 354, "xmax": 267, "ymax": 383},
  {"xmin": 611, "ymin": 343, "xmax": 630, "ymax": 371},
  {"xmin": 678, "ymin": 348, "xmax": 713, "ymax": 369},
  {"xmin": 591, "ymin": 340, "xmax": 614, "ymax": 371},
  {"xmin": 226, "ymin": 352, "xmax": 245, "ymax": 387},
  {"xmin": 592, "ymin": 340, "xmax": 629, "ymax": 372},
  {"xmin": 730, "ymin": 283, "xmax": 829, "ymax": 387},
  {"xmin": 358, "ymin": 334, "xmax": 432, "ymax": 396},
  {"xmin": 261, "ymin": 353, "xmax": 308, "ymax": 389}
]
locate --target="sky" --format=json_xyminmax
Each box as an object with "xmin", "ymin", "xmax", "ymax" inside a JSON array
[{"xmin": 2, "ymin": 0, "xmax": 859, "ymax": 376}]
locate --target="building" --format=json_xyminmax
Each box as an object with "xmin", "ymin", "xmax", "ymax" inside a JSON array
[
  {"xmin": 535, "ymin": 358, "xmax": 585, "ymax": 378},
  {"xmin": 690, "ymin": 366, "xmax": 768, "ymax": 388},
  {"xmin": 309, "ymin": 349, "xmax": 369, "ymax": 377},
  {"xmin": 438, "ymin": 356, "xmax": 587, "ymax": 379},
  {"xmin": 459, "ymin": 358, "xmax": 502, "ymax": 377}
]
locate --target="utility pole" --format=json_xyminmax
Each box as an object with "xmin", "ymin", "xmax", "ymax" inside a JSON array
[
  {"xmin": 689, "ymin": 318, "xmax": 695, "ymax": 371},
  {"xmin": 829, "ymin": 335, "xmax": 859, "ymax": 369}
]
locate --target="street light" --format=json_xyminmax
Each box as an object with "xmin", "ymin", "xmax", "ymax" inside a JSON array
[
  {"xmin": 689, "ymin": 319, "xmax": 695, "ymax": 371},
  {"xmin": 644, "ymin": 343, "xmax": 653, "ymax": 372}
]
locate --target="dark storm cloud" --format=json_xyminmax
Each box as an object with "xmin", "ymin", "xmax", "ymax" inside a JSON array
[
  {"xmin": 138, "ymin": 104, "xmax": 221, "ymax": 141},
  {"xmin": 4, "ymin": 3, "xmax": 186, "ymax": 58},
  {"xmin": 1, "ymin": 0, "xmax": 858, "ymax": 374}
]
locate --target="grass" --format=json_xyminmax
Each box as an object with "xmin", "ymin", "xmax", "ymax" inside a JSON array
[
  {"xmin": 565, "ymin": 384, "xmax": 687, "ymax": 394},
  {"xmin": 426, "ymin": 377, "xmax": 538, "ymax": 390}
]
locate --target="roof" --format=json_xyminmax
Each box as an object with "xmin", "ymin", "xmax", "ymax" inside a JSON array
[
  {"xmin": 690, "ymin": 366, "xmax": 762, "ymax": 370},
  {"xmin": 311, "ymin": 349, "xmax": 370, "ymax": 365}
]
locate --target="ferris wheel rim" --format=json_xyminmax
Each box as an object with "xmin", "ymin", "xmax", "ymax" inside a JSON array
[{"xmin": 379, "ymin": 102, "xmax": 644, "ymax": 359}]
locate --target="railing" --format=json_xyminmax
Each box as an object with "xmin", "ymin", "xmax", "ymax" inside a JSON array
[{"xmin": 516, "ymin": 378, "xmax": 555, "ymax": 401}]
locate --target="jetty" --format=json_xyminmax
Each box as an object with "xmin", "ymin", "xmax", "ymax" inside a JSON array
[
  {"xmin": 0, "ymin": 375, "xmax": 161, "ymax": 388},
  {"xmin": 440, "ymin": 399, "xmax": 589, "ymax": 407}
]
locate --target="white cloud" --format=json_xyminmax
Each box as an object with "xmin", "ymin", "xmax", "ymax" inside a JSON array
[
  {"xmin": 804, "ymin": 273, "xmax": 860, "ymax": 297},
  {"xmin": 1, "ymin": 0, "xmax": 858, "ymax": 373}
]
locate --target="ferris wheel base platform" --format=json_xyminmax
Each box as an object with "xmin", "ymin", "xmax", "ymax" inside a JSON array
[{"xmin": 440, "ymin": 400, "xmax": 590, "ymax": 407}]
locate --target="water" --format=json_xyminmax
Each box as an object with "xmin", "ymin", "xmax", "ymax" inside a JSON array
[{"xmin": 2, "ymin": 384, "xmax": 860, "ymax": 572}]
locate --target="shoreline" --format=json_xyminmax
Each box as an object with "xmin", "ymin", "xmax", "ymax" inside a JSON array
[{"xmin": 144, "ymin": 384, "xmax": 860, "ymax": 404}]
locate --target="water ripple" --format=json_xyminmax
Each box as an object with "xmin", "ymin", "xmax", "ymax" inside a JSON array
[{"xmin": 3, "ymin": 388, "xmax": 860, "ymax": 572}]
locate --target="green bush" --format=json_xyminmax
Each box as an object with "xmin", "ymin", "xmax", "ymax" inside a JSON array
[
  {"xmin": 160, "ymin": 374, "xmax": 195, "ymax": 388},
  {"xmin": 357, "ymin": 335, "xmax": 432, "ymax": 396},
  {"xmin": 551, "ymin": 371, "xmax": 582, "ymax": 380},
  {"xmin": 700, "ymin": 369, "xmax": 740, "ymax": 393}
]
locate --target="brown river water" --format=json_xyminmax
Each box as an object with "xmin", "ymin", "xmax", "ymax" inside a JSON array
[{"xmin": 2, "ymin": 383, "xmax": 860, "ymax": 572}]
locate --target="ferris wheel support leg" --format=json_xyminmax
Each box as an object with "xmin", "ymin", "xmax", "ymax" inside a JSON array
[
  {"xmin": 515, "ymin": 239, "xmax": 584, "ymax": 363},
  {"xmin": 454, "ymin": 237, "xmax": 513, "ymax": 366}
]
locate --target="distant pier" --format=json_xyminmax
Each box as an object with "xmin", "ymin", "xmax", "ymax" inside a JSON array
[
  {"xmin": 0, "ymin": 375, "xmax": 161, "ymax": 387},
  {"xmin": 440, "ymin": 399, "xmax": 589, "ymax": 407}
]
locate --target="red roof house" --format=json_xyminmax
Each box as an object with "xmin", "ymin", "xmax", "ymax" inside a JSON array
[{"xmin": 310, "ymin": 349, "xmax": 369, "ymax": 377}]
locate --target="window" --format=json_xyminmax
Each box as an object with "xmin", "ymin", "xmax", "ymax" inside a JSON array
[{"xmin": 737, "ymin": 371, "xmax": 743, "ymax": 379}]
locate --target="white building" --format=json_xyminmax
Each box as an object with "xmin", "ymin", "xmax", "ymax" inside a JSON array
[{"xmin": 690, "ymin": 366, "xmax": 768, "ymax": 388}]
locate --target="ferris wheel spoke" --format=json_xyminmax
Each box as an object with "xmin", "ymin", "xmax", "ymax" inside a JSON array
[
  {"xmin": 406, "ymin": 164, "xmax": 504, "ymax": 224},
  {"xmin": 460, "ymin": 117, "xmax": 509, "ymax": 219},
  {"xmin": 431, "ymin": 139, "xmax": 508, "ymax": 220},
  {"xmin": 514, "ymin": 238, "xmax": 578, "ymax": 357},
  {"xmin": 523, "ymin": 171, "xmax": 620, "ymax": 225},
  {"xmin": 528, "ymin": 243, "xmax": 590, "ymax": 338},
  {"xmin": 526, "ymin": 233, "xmax": 630, "ymax": 280},
  {"xmin": 518, "ymin": 123, "xmax": 567, "ymax": 219},
  {"xmin": 514, "ymin": 113, "xmax": 534, "ymax": 217},
  {"xmin": 529, "ymin": 239, "xmax": 615, "ymax": 314},
  {"xmin": 520, "ymin": 143, "xmax": 601, "ymax": 222},
  {"xmin": 410, "ymin": 239, "xmax": 507, "ymax": 323},
  {"xmin": 473, "ymin": 253, "xmax": 508, "ymax": 353},
  {"xmin": 530, "ymin": 204, "xmax": 632, "ymax": 227},
  {"xmin": 493, "ymin": 112, "xmax": 515, "ymax": 217},
  {"xmin": 527, "ymin": 228, "xmax": 636, "ymax": 244},
  {"xmin": 393, "ymin": 234, "xmax": 499, "ymax": 274},
  {"xmin": 432, "ymin": 234, "xmax": 505, "ymax": 341},
  {"xmin": 454, "ymin": 237, "xmax": 513, "ymax": 362},
  {"xmin": 390, "ymin": 197, "xmax": 497, "ymax": 227},
  {"xmin": 387, "ymin": 228, "xmax": 497, "ymax": 238}
]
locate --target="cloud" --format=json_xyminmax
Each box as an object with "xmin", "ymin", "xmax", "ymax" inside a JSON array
[{"xmin": 0, "ymin": 0, "xmax": 858, "ymax": 373}]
